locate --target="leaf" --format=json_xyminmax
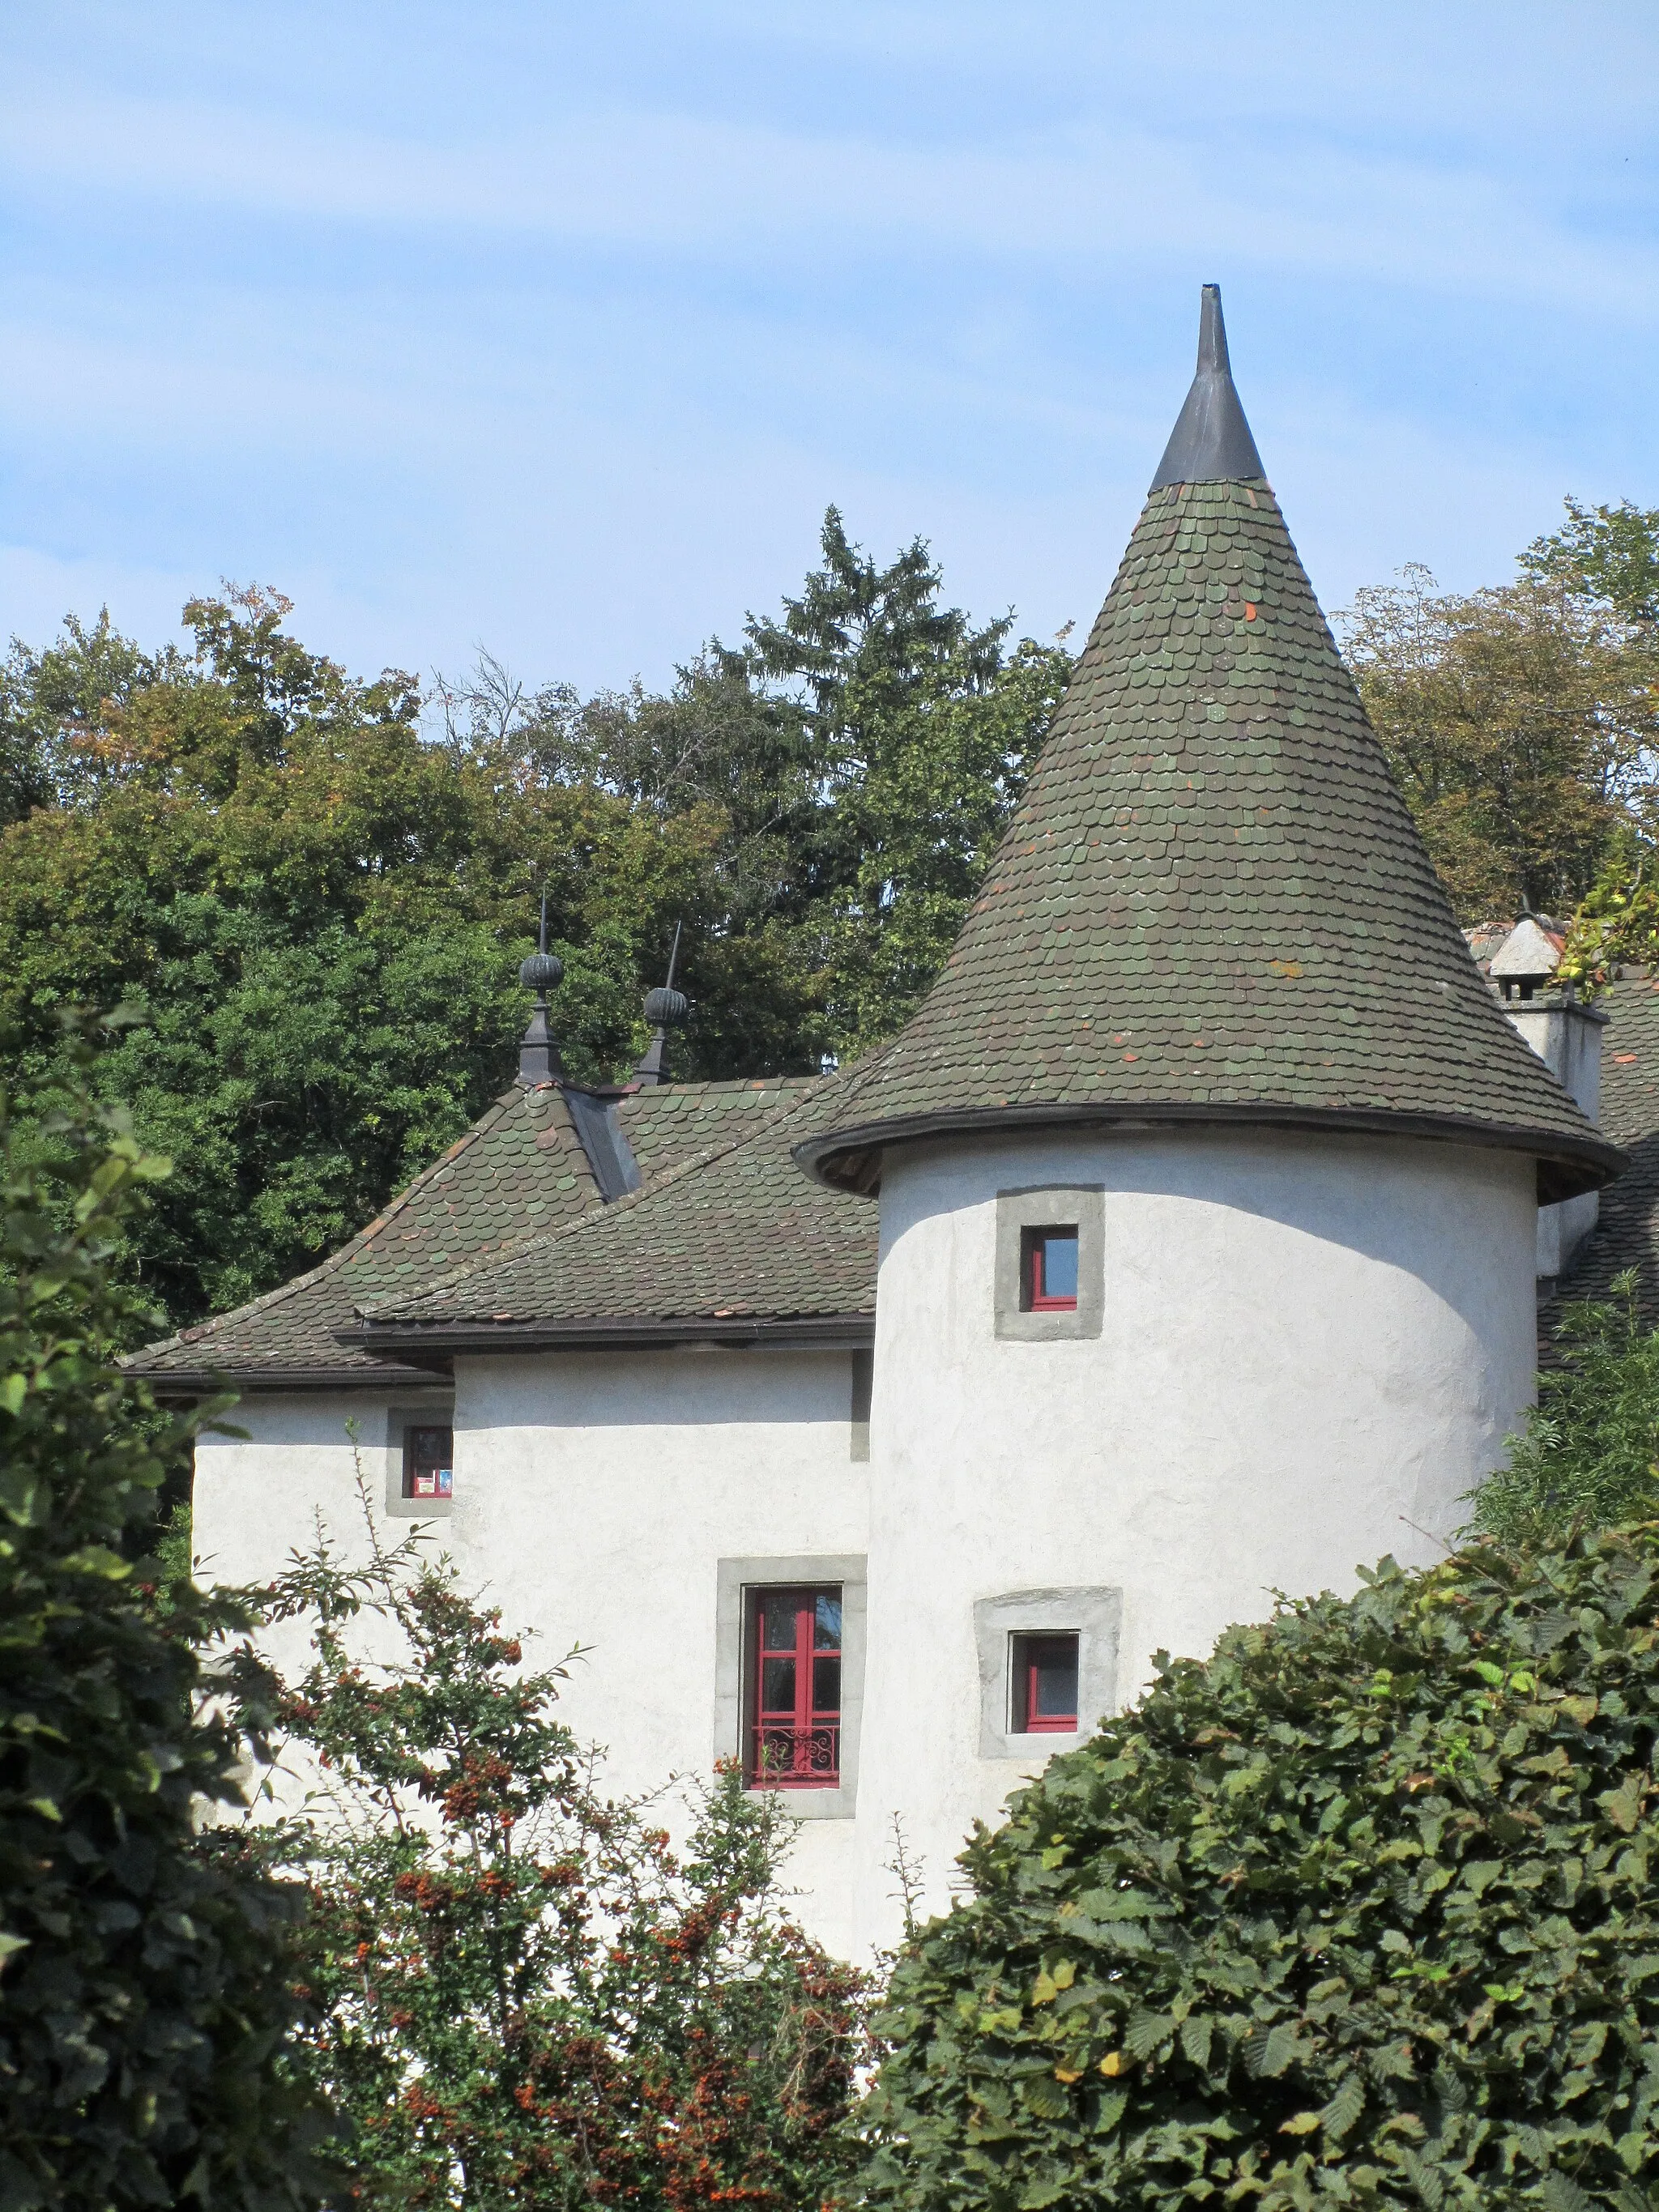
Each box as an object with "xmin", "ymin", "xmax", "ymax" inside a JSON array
[
  {"xmin": 1124, "ymin": 2008, "xmax": 1174, "ymax": 2059},
  {"xmin": 0, "ymin": 1373, "xmax": 25, "ymax": 1417},
  {"xmin": 1320, "ymin": 2072, "xmax": 1366, "ymax": 2140},
  {"xmin": 1279, "ymin": 2112, "xmax": 1321, "ymax": 2135},
  {"xmin": 1599, "ymin": 1771, "xmax": 1645, "ymax": 1833},
  {"xmin": 1098, "ymin": 2052, "xmax": 1126, "ymax": 2077},
  {"xmin": 1021, "ymin": 2073, "xmax": 1071, "ymax": 2120},
  {"xmin": 1179, "ymin": 2014, "xmax": 1213, "ymax": 2072},
  {"xmin": 1543, "ymin": 2174, "xmax": 1597, "ymax": 2212}
]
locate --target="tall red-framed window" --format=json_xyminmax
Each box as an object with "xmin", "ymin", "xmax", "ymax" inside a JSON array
[
  {"xmin": 403, "ymin": 1425, "xmax": 454, "ymax": 1500},
  {"xmin": 1011, "ymin": 1632, "xmax": 1079, "ymax": 1733},
  {"xmin": 748, "ymin": 1586, "xmax": 842, "ymax": 1788},
  {"xmin": 1021, "ymin": 1225, "xmax": 1079, "ymax": 1312}
]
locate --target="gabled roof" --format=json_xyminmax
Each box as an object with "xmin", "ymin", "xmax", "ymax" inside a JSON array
[
  {"xmin": 795, "ymin": 293, "xmax": 1619, "ymax": 1204},
  {"xmin": 127, "ymin": 1076, "xmax": 825, "ymax": 1387},
  {"xmin": 348, "ymin": 1089, "xmax": 876, "ymax": 1354}
]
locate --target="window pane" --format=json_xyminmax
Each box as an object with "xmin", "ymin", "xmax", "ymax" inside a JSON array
[
  {"xmin": 761, "ymin": 1592, "xmax": 801, "ymax": 1651},
  {"xmin": 405, "ymin": 1425, "xmax": 454, "ymax": 1500},
  {"xmin": 812, "ymin": 1656, "xmax": 841, "ymax": 1715},
  {"xmin": 1038, "ymin": 1233, "xmax": 1078, "ymax": 1300},
  {"xmin": 761, "ymin": 1656, "xmax": 796, "ymax": 1714},
  {"xmin": 813, "ymin": 1593, "xmax": 842, "ymax": 1650},
  {"xmin": 1032, "ymin": 1638, "xmax": 1079, "ymax": 1718}
]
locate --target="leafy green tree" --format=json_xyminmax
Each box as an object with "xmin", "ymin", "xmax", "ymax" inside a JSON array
[
  {"xmin": 0, "ymin": 1022, "xmax": 328, "ymax": 2210},
  {"xmin": 865, "ymin": 1524, "xmax": 1659, "ymax": 2212},
  {"xmin": 741, "ymin": 507, "xmax": 1075, "ymax": 1056},
  {"xmin": 1469, "ymin": 1274, "xmax": 1659, "ymax": 1545},
  {"xmin": 1339, "ymin": 561, "xmax": 1659, "ymax": 924},
  {"xmin": 1523, "ymin": 498, "xmax": 1659, "ymax": 628},
  {"xmin": 237, "ymin": 1488, "xmax": 870, "ymax": 2209}
]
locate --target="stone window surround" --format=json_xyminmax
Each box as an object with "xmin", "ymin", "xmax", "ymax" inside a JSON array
[
  {"xmin": 975, "ymin": 1586, "xmax": 1121, "ymax": 1759},
  {"xmin": 714, "ymin": 1554, "xmax": 867, "ymax": 1819},
  {"xmin": 384, "ymin": 1397, "xmax": 456, "ymax": 1519},
  {"xmin": 994, "ymin": 1185, "xmax": 1105, "ymax": 1340}
]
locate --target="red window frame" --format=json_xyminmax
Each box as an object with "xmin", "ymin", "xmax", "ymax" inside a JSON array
[
  {"xmin": 1012, "ymin": 1631, "xmax": 1079, "ymax": 1733},
  {"xmin": 1022, "ymin": 1225, "xmax": 1079, "ymax": 1312},
  {"xmin": 747, "ymin": 1586, "xmax": 842, "ymax": 1789},
  {"xmin": 403, "ymin": 1424, "xmax": 454, "ymax": 1500}
]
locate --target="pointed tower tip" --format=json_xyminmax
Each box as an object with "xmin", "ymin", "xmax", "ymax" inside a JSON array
[{"xmin": 1149, "ymin": 283, "xmax": 1265, "ymax": 493}]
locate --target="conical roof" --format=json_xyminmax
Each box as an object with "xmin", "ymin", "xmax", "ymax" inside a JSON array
[{"xmin": 797, "ymin": 289, "xmax": 1620, "ymax": 1203}]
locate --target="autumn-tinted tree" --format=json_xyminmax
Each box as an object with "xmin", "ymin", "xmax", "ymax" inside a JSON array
[
  {"xmin": 236, "ymin": 1489, "xmax": 869, "ymax": 2209},
  {"xmin": 1339, "ymin": 559, "xmax": 1659, "ymax": 924},
  {"xmin": 0, "ymin": 1024, "xmax": 328, "ymax": 2210}
]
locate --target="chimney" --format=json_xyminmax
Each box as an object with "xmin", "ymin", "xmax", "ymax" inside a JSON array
[
  {"xmin": 518, "ymin": 890, "xmax": 565, "ymax": 1086},
  {"xmin": 1488, "ymin": 916, "xmax": 1606, "ymax": 1281}
]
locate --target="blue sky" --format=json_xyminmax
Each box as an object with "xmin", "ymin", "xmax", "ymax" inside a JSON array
[{"xmin": 2, "ymin": 2, "xmax": 1656, "ymax": 697}]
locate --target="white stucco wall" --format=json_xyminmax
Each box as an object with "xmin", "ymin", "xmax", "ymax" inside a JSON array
[
  {"xmin": 854, "ymin": 1126, "xmax": 1537, "ymax": 1946},
  {"xmin": 192, "ymin": 1353, "xmax": 872, "ymax": 1960},
  {"xmin": 191, "ymin": 1124, "xmax": 1538, "ymax": 1965}
]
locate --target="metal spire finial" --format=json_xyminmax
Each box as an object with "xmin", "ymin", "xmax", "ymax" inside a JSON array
[
  {"xmin": 633, "ymin": 922, "xmax": 689, "ymax": 1087},
  {"xmin": 1148, "ymin": 283, "xmax": 1265, "ymax": 492},
  {"xmin": 517, "ymin": 883, "xmax": 565, "ymax": 1085}
]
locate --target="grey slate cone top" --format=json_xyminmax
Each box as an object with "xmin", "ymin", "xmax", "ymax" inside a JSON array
[
  {"xmin": 795, "ymin": 290, "xmax": 1622, "ymax": 1204},
  {"xmin": 1149, "ymin": 283, "xmax": 1265, "ymax": 491}
]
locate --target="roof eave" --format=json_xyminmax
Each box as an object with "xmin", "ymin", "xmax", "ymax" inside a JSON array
[
  {"xmin": 342, "ymin": 1312, "xmax": 876, "ymax": 1356},
  {"xmin": 126, "ymin": 1358, "xmax": 453, "ymax": 1400},
  {"xmin": 792, "ymin": 1101, "xmax": 1625, "ymax": 1205}
]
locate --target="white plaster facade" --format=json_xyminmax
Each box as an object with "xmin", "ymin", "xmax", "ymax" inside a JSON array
[{"xmin": 193, "ymin": 1122, "xmax": 1540, "ymax": 1963}]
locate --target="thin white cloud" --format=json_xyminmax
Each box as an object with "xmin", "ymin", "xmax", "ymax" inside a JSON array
[{"xmin": 3, "ymin": 76, "xmax": 1656, "ymax": 325}]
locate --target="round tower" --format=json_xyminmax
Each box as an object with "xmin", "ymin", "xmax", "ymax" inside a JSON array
[{"xmin": 793, "ymin": 286, "xmax": 1621, "ymax": 1943}]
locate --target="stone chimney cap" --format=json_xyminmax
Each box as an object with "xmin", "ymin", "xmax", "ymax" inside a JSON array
[{"xmin": 1490, "ymin": 916, "xmax": 1565, "ymax": 982}]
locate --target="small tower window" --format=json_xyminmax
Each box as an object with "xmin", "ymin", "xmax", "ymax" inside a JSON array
[
  {"xmin": 1021, "ymin": 1225, "xmax": 1079, "ymax": 1311},
  {"xmin": 403, "ymin": 1424, "xmax": 454, "ymax": 1500},
  {"xmin": 748, "ymin": 1586, "xmax": 842, "ymax": 1789},
  {"xmin": 1011, "ymin": 1632, "xmax": 1080, "ymax": 1733}
]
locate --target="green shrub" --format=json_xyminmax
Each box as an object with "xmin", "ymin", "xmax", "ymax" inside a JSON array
[
  {"xmin": 865, "ymin": 1526, "xmax": 1659, "ymax": 2212},
  {"xmin": 1472, "ymin": 1272, "xmax": 1659, "ymax": 1546},
  {"xmin": 0, "ymin": 1024, "xmax": 329, "ymax": 2210}
]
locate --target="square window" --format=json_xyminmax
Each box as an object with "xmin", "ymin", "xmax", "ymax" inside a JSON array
[
  {"xmin": 403, "ymin": 1424, "xmax": 454, "ymax": 1501},
  {"xmin": 1021, "ymin": 1225, "xmax": 1079, "ymax": 1312},
  {"xmin": 747, "ymin": 1585, "xmax": 842, "ymax": 1789},
  {"xmin": 1010, "ymin": 1631, "xmax": 1079, "ymax": 1733}
]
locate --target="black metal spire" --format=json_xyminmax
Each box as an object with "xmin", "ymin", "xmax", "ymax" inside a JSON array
[
  {"xmin": 632, "ymin": 922, "xmax": 688, "ymax": 1088},
  {"xmin": 517, "ymin": 887, "xmax": 565, "ymax": 1085},
  {"xmin": 1148, "ymin": 283, "xmax": 1265, "ymax": 492}
]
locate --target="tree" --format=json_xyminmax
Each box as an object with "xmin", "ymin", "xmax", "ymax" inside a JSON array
[
  {"xmin": 1339, "ymin": 561, "xmax": 1659, "ymax": 924},
  {"xmin": 865, "ymin": 1523, "xmax": 1659, "ymax": 2212},
  {"xmin": 1522, "ymin": 498, "xmax": 1659, "ymax": 629},
  {"xmin": 236, "ymin": 1484, "xmax": 870, "ymax": 2209},
  {"xmin": 0, "ymin": 1021, "xmax": 329, "ymax": 2210},
  {"xmin": 741, "ymin": 507, "xmax": 1074, "ymax": 1056},
  {"xmin": 2, "ymin": 527, "xmax": 1072, "ymax": 1328},
  {"xmin": 1469, "ymin": 1274, "xmax": 1659, "ymax": 1545}
]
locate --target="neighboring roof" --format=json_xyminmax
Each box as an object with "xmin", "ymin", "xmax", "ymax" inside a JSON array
[
  {"xmin": 796, "ymin": 299, "xmax": 1618, "ymax": 1204},
  {"xmin": 1549, "ymin": 978, "xmax": 1659, "ymax": 1325},
  {"xmin": 1490, "ymin": 917, "xmax": 1567, "ymax": 984},
  {"xmin": 349, "ymin": 1089, "xmax": 876, "ymax": 1353},
  {"xmin": 127, "ymin": 1076, "xmax": 825, "ymax": 1387}
]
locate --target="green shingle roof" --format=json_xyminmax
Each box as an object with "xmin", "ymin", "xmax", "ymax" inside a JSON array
[
  {"xmin": 796, "ymin": 349, "xmax": 1619, "ymax": 1202},
  {"xmin": 350, "ymin": 1089, "xmax": 876, "ymax": 1347},
  {"xmin": 126, "ymin": 1077, "xmax": 826, "ymax": 1385},
  {"xmin": 1546, "ymin": 978, "xmax": 1659, "ymax": 1328}
]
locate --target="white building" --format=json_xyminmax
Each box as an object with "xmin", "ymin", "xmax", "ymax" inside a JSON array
[{"xmin": 132, "ymin": 289, "xmax": 1622, "ymax": 1963}]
